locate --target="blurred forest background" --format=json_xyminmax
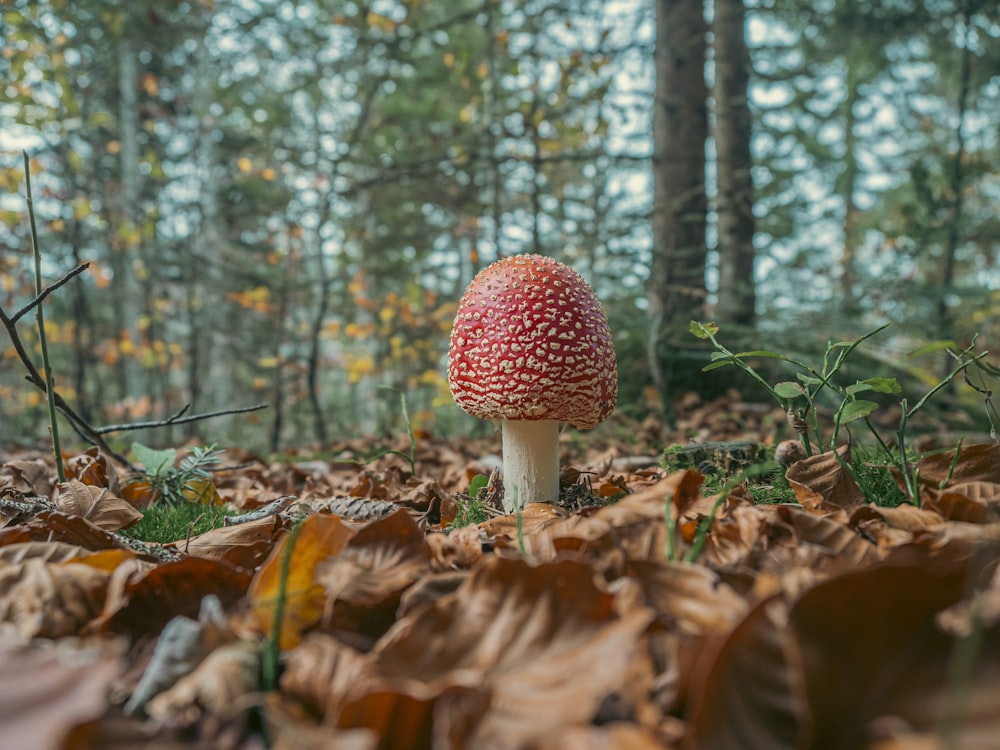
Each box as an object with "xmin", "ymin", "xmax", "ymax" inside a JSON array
[{"xmin": 1, "ymin": 0, "xmax": 998, "ymax": 453}]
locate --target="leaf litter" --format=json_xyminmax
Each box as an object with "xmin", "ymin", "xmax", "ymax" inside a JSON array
[{"xmin": 0, "ymin": 406, "xmax": 999, "ymax": 749}]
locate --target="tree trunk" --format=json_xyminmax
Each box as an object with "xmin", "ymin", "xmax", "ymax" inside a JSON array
[
  {"xmin": 649, "ymin": 0, "xmax": 709, "ymax": 389},
  {"xmin": 115, "ymin": 35, "xmax": 143, "ymax": 408},
  {"xmin": 712, "ymin": 0, "xmax": 756, "ymax": 330},
  {"xmin": 939, "ymin": 0, "xmax": 971, "ymax": 378},
  {"xmin": 840, "ymin": 65, "xmax": 862, "ymax": 316}
]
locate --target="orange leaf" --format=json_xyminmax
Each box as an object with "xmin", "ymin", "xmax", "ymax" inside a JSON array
[{"xmin": 248, "ymin": 514, "xmax": 356, "ymax": 649}]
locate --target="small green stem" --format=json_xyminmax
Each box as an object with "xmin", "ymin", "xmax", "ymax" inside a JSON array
[
  {"xmin": 261, "ymin": 518, "xmax": 304, "ymax": 691},
  {"xmin": 664, "ymin": 492, "xmax": 676, "ymax": 562},
  {"xmin": 24, "ymin": 152, "xmax": 65, "ymax": 483}
]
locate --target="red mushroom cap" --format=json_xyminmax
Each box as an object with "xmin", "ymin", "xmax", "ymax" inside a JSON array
[{"xmin": 447, "ymin": 254, "xmax": 618, "ymax": 429}]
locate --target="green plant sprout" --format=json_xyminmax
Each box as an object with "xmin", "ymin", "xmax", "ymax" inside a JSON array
[
  {"xmin": 690, "ymin": 321, "xmax": 991, "ymax": 504},
  {"xmin": 23, "ymin": 153, "xmax": 65, "ymax": 482},
  {"xmin": 261, "ymin": 516, "xmax": 305, "ymax": 692},
  {"xmin": 449, "ymin": 474, "xmax": 490, "ymax": 529},
  {"xmin": 128, "ymin": 442, "xmax": 223, "ymax": 505}
]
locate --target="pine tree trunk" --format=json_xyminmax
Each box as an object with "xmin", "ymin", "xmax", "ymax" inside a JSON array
[
  {"xmin": 649, "ymin": 0, "xmax": 709, "ymax": 388},
  {"xmin": 713, "ymin": 0, "xmax": 756, "ymax": 330}
]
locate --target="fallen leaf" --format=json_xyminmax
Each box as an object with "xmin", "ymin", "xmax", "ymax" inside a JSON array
[
  {"xmin": 0, "ymin": 511, "xmax": 138, "ymax": 555},
  {"xmin": 316, "ymin": 509, "xmax": 431, "ymax": 640},
  {"xmin": 124, "ymin": 595, "xmax": 234, "ymax": 716},
  {"xmin": 0, "ymin": 639, "xmax": 124, "ymax": 750},
  {"xmin": 686, "ymin": 597, "xmax": 802, "ymax": 750},
  {"xmin": 248, "ymin": 513, "xmax": 356, "ymax": 648},
  {"xmin": 627, "ymin": 560, "xmax": 748, "ymax": 635},
  {"xmin": 281, "ymin": 633, "xmax": 371, "ymax": 719},
  {"xmin": 790, "ymin": 561, "xmax": 990, "ymax": 748},
  {"xmin": 53, "ymin": 480, "xmax": 143, "ymax": 531},
  {"xmin": 64, "ymin": 448, "xmax": 121, "ymax": 494},
  {"xmin": 914, "ymin": 443, "xmax": 1000, "ymax": 486},
  {"xmin": 0, "ymin": 558, "xmax": 111, "ymax": 639},
  {"xmin": 785, "ymin": 444, "xmax": 865, "ymax": 514},
  {"xmin": 922, "ymin": 490, "xmax": 1000, "ymax": 524},
  {"xmin": 181, "ymin": 515, "xmax": 283, "ymax": 568},
  {"xmin": 99, "ymin": 557, "xmax": 252, "ymax": 638},
  {"xmin": 777, "ymin": 504, "xmax": 879, "ymax": 567},
  {"xmin": 146, "ymin": 640, "xmax": 260, "ymax": 721},
  {"xmin": 337, "ymin": 557, "xmax": 655, "ymax": 748}
]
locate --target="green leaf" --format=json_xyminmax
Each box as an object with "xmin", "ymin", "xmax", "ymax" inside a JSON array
[
  {"xmin": 864, "ymin": 377, "xmax": 901, "ymax": 394},
  {"xmin": 131, "ymin": 442, "xmax": 176, "ymax": 477},
  {"xmin": 702, "ymin": 360, "xmax": 736, "ymax": 372},
  {"xmin": 840, "ymin": 400, "xmax": 879, "ymax": 423},
  {"xmin": 796, "ymin": 373, "xmax": 823, "ymax": 386},
  {"xmin": 774, "ymin": 381, "xmax": 806, "ymax": 399},
  {"xmin": 468, "ymin": 474, "xmax": 489, "ymax": 498},
  {"xmin": 690, "ymin": 321, "xmax": 718, "ymax": 339},
  {"xmin": 909, "ymin": 340, "xmax": 957, "ymax": 358},
  {"xmin": 710, "ymin": 351, "xmax": 731, "ymax": 361},
  {"xmin": 731, "ymin": 349, "xmax": 785, "ymax": 359}
]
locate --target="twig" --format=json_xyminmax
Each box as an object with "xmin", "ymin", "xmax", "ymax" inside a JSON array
[
  {"xmin": 95, "ymin": 402, "xmax": 269, "ymax": 434},
  {"xmin": 10, "ymin": 262, "xmax": 91, "ymax": 325},
  {"xmin": 24, "ymin": 151, "xmax": 66, "ymax": 482},
  {"xmin": 0, "ymin": 232, "xmax": 269, "ymax": 470},
  {"xmin": 224, "ymin": 495, "xmax": 296, "ymax": 526}
]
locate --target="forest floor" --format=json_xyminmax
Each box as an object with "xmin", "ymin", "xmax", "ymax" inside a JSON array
[{"xmin": 1, "ymin": 391, "xmax": 999, "ymax": 749}]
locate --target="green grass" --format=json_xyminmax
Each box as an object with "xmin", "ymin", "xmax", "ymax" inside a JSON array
[
  {"xmin": 661, "ymin": 442, "xmax": 908, "ymax": 508},
  {"xmin": 120, "ymin": 501, "xmax": 231, "ymax": 544},
  {"xmin": 449, "ymin": 495, "xmax": 489, "ymax": 529}
]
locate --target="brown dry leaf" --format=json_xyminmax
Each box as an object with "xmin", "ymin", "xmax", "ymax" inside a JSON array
[
  {"xmin": 858, "ymin": 504, "xmax": 945, "ymax": 531},
  {"xmin": 0, "ymin": 639, "xmax": 124, "ymax": 750},
  {"xmin": 248, "ymin": 512, "xmax": 356, "ymax": 649},
  {"xmin": 99, "ymin": 557, "xmax": 252, "ymax": 638},
  {"xmin": 532, "ymin": 722, "xmax": 673, "ymax": 750},
  {"xmin": 785, "ymin": 444, "xmax": 864, "ymax": 514},
  {"xmin": 426, "ymin": 525, "xmax": 484, "ymax": 571},
  {"xmin": 533, "ymin": 472, "xmax": 704, "ymax": 568},
  {"xmin": 64, "ymin": 447, "xmax": 121, "ymax": 494},
  {"xmin": 627, "ymin": 560, "xmax": 748, "ymax": 635},
  {"xmin": 914, "ymin": 443, "xmax": 1000, "ymax": 486},
  {"xmin": 337, "ymin": 683, "xmax": 491, "ymax": 749},
  {"xmin": 123, "ymin": 595, "xmax": 234, "ymax": 717},
  {"xmin": 281, "ymin": 633, "xmax": 371, "ymax": 719},
  {"xmin": 0, "ymin": 558, "xmax": 112, "ymax": 639},
  {"xmin": 145, "ymin": 640, "xmax": 260, "ymax": 721},
  {"xmin": 1, "ymin": 457, "xmax": 53, "ymax": 496},
  {"xmin": 686, "ymin": 596, "xmax": 801, "ymax": 749},
  {"xmin": 478, "ymin": 502, "xmax": 569, "ymax": 538},
  {"xmin": 338, "ymin": 557, "xmax": 655, "ymax": 749},
  {"xmin": 53, "ymin": 480, "xmax": 144, "ymax": 532},
  {"xmin": 700, "ymin": 502, "xmax": 768, "ymax": 568},
  {"xmin": 0, "ymin": 510, "xmax": 137, "ymax": 555},
  {"xmin": 776, "ymin": 504, "xmax": 879, "ymax": 567},
  {"xmin": 923, "ymin": 490, "xmax": 999, "ymax": 524},
  {"xmin": 937, "ymin": 480, "xmax": 1000, "ymax": 506},
  {"xmin": 315, "ymin": 509, "xmax": 431, "ymax": 640},
  {"xmin": 789, "ymin": 561, "xmax": 988, "ymax": 748},
  {"xmin": 0, "ymin": 541, "xmax": 96, "ymax": 564},
  {"xmin": 181, "ymin": 515, "xmax": 283, "ymax": 568},
  {"xmin": 265, "ymin": 693, "xmax": 377, "ymax": 750}
]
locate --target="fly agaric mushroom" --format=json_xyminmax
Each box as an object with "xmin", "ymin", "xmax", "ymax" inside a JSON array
[{"xmin": 447, "ymin": 254, "xmax": 617, "ymax": 511}]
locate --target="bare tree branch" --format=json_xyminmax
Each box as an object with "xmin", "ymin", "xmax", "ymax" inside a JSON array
[
  {"xmin": 96, "ymin": 402, "xmax": 269, "ymax": 434},
  {"xmin": 10, "ymin": 262, "xmax": 91, "ymax": 325}
]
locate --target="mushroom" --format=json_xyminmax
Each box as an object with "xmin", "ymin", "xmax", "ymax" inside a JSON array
[{"xmin": 447, "ymin": 254, "xmax": 618, "ymax": 511}]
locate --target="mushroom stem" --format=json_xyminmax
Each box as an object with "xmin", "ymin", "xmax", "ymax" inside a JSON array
[{"xmin": 500, "ymin": 419, "xmax": 560, "ymax": 511}]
